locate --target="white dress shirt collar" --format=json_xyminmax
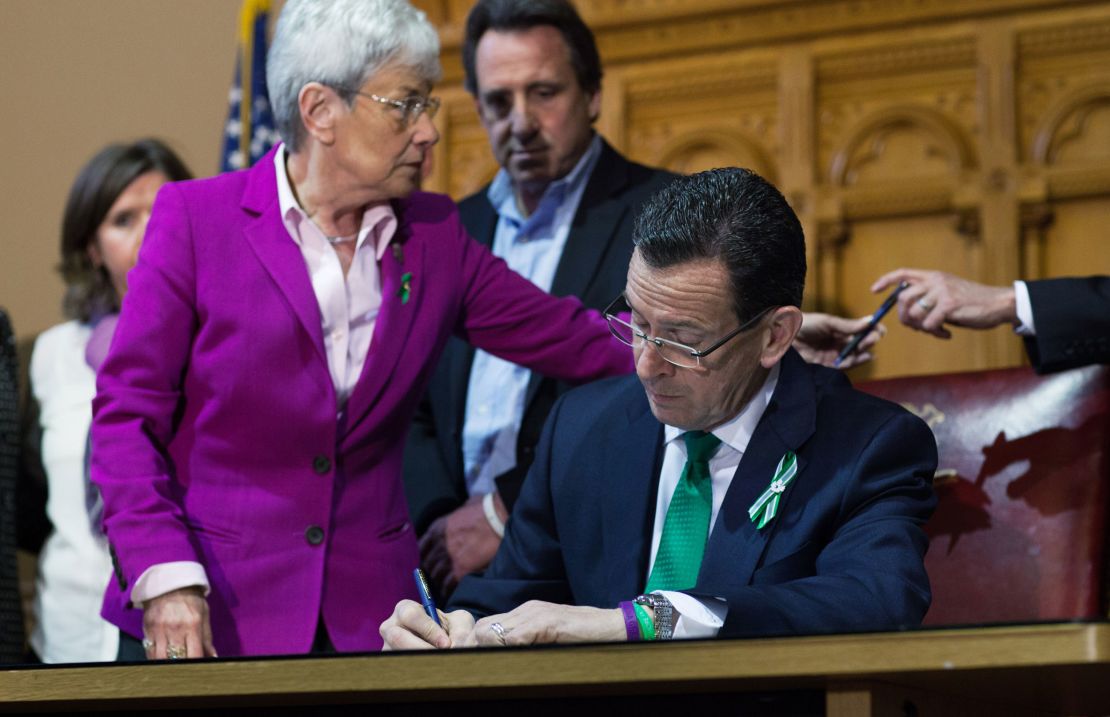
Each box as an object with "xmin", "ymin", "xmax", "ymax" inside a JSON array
[
  {"xmin": 486, "ymin": 133, "xmax": 603, "ymax": 226},
  {"xmin": 662, "ymin": 362, "xmax": 781, "ymax": 454}
]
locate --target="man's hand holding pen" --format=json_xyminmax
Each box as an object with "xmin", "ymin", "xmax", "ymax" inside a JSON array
[
  {"xmin": 379, "ymin": 599, "xmax": 626, "ymax": 650},
  {"xmin": 795, "ymin": 313, "xmax": 887, "ymax": 369},
  {"xmin": 872, "ymin": 268, "xmax": 1018, "ymax": 337},
  {"xmin": 380, "ymin": 599, "xmax": 476, "ymax": 650}
]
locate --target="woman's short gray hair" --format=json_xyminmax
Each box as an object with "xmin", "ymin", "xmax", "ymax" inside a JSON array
[{"xmin": 268, "ymin": 0, "xmax": 441, "ymax": 152}]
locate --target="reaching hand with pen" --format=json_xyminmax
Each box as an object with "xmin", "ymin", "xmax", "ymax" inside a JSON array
[
  {"xmin": 871, "ymin": 268, "xmax": 1018, "ymax": 339},
  {"xmin": 794, "ymin": 312, "xmax": 886, "ymax": 369}
]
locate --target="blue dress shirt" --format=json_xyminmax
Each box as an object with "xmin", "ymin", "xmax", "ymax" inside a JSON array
[{"xmin": 461, "ymin": 136, "xmax": 604, "ymax": 496}]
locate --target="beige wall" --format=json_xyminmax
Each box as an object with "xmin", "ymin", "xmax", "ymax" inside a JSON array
[{"xmin": 1, "ymin": 0, "xmax": 243, "ymax": 342}]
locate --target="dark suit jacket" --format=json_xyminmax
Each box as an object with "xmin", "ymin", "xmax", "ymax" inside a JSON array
[
  {"xmin": 1024, "ymin": 276, "xmax": 1110, "ymax": 374},
  {"xmin": 449, "ymin": 350, "xmax": 939, "ymax": 638},
  {"xmin": 0, "ymin": 309, "xmax": 25, "ymax": 662},
  {"xmin": 403, "ymin": 140, "xmax": 675, "ymax": 533}
]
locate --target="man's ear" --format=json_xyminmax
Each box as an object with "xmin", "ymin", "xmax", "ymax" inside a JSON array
[
  {"xmin": 760, "ymin": 306, "xmax": 804, "ymax": 368},
  {"xmin": 472, "ymin": 95, "xmax": 491, "ymax": 130},
  {"xmin": 587, "ymin": 88, "xmax": 601, "ymax": 124},
  {"xmin": 299, "ymin": 82, "xmax": 340, "ymax": 146}
]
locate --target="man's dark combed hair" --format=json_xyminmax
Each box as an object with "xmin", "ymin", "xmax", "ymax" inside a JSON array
[
  {"xmin": 462, "ymin": 0, "xmax": 602, "ymax": 96},
  {"xmin": 633, "ymin": 167, "xmax": 806, "ymax": 323}
]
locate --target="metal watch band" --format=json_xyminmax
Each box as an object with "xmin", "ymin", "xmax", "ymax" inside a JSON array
[{"xmin": 634, "ymin": 593, "xmax": 675, "ymax": 640}]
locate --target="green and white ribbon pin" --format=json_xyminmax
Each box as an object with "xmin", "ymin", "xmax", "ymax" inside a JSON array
[{"xmin": 748, "ymin": 451, "xmax": 798, "ymax": 529}]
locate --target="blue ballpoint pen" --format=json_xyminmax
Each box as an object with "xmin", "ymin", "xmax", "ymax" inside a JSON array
[
  {"xmin": 413, "ymin": 568, "xmax": 442, "ymax": 626},
  {"xmin": 833, "ymin": 281, "xmax": 909, "ymax": 368}
]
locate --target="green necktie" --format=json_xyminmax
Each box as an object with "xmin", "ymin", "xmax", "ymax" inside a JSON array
[{"xmin": 644, "ymin": 430, "xmax": 722, "ymax": 592}]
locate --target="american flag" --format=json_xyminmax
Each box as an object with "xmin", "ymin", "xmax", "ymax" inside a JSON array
[{"xmin": 220, "ymin": 0, "xmax": 278, "ymax": 172}]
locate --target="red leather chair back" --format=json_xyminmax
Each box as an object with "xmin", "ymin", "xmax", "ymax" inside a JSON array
[{"xmin": 858, "ymin": 365, "xmax": 1110, "ymax": 626}]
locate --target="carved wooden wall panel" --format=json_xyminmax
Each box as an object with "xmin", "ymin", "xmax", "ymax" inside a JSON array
[
  {"xmin": 417, "ymin": 0, "xmax": 1110, "ymax": 379},
  {"xmin": 1039, "ymin": 201, "xmax": 1110, "ymax": 280},
  {"xmin": 809, "ymin": 29, "xmax": 998, "ymax": 378},
  {"xmin": 617, "ymin": 55, "xmax": 780, "ymax": 179},
  {"xmin": 1017, "ymin": 11, "xmax": 1110, "ymax": 289}
]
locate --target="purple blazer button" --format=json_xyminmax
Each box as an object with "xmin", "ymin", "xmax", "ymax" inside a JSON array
[
  {"xmin": 305, "ymin": 526, "xmax": 325, "ymax": 546},
  {"xmin": 313, "ymin": 455, "xmax": 331, "ymax": 475}
]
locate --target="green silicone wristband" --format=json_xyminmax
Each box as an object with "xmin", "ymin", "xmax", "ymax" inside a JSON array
[{"xmin": 633, "ymin": 602, "xmax": 656, "ymax": 641}]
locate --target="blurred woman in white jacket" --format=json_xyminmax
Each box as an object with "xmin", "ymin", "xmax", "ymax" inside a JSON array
[{"xmin": 29, "ymin": 140, "xmax": 191, "ymax": 662}]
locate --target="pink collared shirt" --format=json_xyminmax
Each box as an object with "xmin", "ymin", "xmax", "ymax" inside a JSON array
[
  {"xmin": 273, "ymin": 146, "xmax": 396, "ymax": 406},
  {"xmin": 130, "ymin": 146, "xmax": 397, "ymax": 606}
]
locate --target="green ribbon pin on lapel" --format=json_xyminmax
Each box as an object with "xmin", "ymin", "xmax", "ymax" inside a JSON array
[
  {"xmin": 398, "ymin": 272, "xmax": 413, "ymax": 304},
  {"xmin": 748, "ymin": 451, "xmax": 798, "ymax": 529}
]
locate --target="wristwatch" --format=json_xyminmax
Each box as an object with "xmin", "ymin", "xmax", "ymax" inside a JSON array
[{"xmin": 634, "ymin": 593, "xmax": 674, "ymax": 640}]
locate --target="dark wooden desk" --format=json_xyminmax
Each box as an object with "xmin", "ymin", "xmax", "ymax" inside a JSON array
[{"xmin": 2, "ymin": 622, "xmax": 1108, "ymax": 715}]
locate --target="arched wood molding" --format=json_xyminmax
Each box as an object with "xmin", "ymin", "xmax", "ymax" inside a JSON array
[
  {"xmin": 1030, "ymin": 82, "xmax": 1110, "ymax": 165},
  {"xmin": 828, "ymin": 104, "xmax": 977, "ymax": 187},
  {"xmin": 656, "ymin": 129, "xmax": 778, "ymax": 181}
]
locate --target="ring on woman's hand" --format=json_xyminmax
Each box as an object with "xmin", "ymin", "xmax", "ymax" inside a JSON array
[
  {"xmin": 166, "ymin": 643, "xmax": 186, "ymax": 660},
  {"xmin": 917, "ymin": 298, "xmax": 934, "ymax": 310},
  {"xmin": 489, "ymin": 622, "xmax": 508, "ymax": 645},
  {"xmin": 141, "ymin": 638, "xmax": 154, "ymax": 651}
]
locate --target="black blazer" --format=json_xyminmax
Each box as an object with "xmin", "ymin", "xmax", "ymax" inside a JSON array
[
  {"xmin": 1, "ymin": 310, "xmax": 29, "ymax": 662},
  {"xmin": 448, "ymin": 350, "xmax": 938, "ymax": 638},
  {"xmin": 403, "ymin": 140, "xmax": 675, "ymax": 533},
  {"xmin": 1024, "ymin": 276, "xmax": 1110, "ymax": 373}
]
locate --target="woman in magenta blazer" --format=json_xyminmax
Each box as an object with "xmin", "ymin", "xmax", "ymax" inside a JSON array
[{"xmin": 91, "ymin": 0, "xmax": 630, "ymax": 659}]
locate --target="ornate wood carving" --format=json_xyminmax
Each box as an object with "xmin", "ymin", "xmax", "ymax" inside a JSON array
[
  {"xmin": 415, "ymin": 0, "xmax": 1110, "ymax": 378},
  {"xmin": 828, "ymin": 105, "xmax": 976, "ymax": 187},
  {"xmin": 618, "ymin": 56, "xmax": 779, "ymax": 177},
  {"xmin": 654, "ymin": 130, "xmax": 776, "ymax": 180},
  {"xmin": 1030, "ymin": 83, "xmax": 1110, "ymax": 165}
]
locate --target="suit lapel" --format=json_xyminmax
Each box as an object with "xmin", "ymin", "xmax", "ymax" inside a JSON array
[
  {"xmin": 344, "ymin": 202, "xmax": 426, "ymax": 431},
  {"xmin": 601, "ymin": 389, "xmax": 664, "ymax": 598},
  {"xmin": 240, "ymin": 151, "xmax": 328, "ymax": 369},
  {"xmin": 459, "ymin": 194, "xmax": 497, "ymax": 250},
  {"xmin": 451, "ymin": 195, "xmax": 498, "ymax": 431},
  {"xmin": 547, "ymin": 142, "xmax": 630, "ymax": 301},
  {"xmin": 524, "ymin": 141, "xmax": 631, "ymax": 408},
  {"xmin": 698, "ymin": 351, "xmax": 817, "ymax": 590}
]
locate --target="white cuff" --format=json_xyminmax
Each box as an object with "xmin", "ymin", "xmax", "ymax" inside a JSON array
[
  {"xmin": 1013, "ymin": 280, "xmax": 1036, "ymax": 336},
  {"xmin": 656, "ymin": 591, "xmax": 726, "ymax": 639},
  {"xmin": 482, "ymin": 492, "xmax": 505, "ymax": 538},
  {"xmin": 131, "ymin": 561, "xmax": 210, "ymax": 606}
]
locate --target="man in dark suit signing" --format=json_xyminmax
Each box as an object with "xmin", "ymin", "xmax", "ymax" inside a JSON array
[
  {"xmin": 405, "ymin": 0, "xmax": 882, "ymax": 597},
  {"xmin": 382, "ymin": 167, "xmax": 937, "ymax": 647},
  {"xmin": 403, "ymin": 0, "xmax": 676, "ymax": 596}
]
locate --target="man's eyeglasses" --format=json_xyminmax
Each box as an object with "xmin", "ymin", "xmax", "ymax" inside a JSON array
[
  {"xmin": 339, "ymin": 89, "xmax": 441, "ymax": 125},
  {"xmin": 603, "ymin": 294, "xmax": 773, "ymax": 369}
]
